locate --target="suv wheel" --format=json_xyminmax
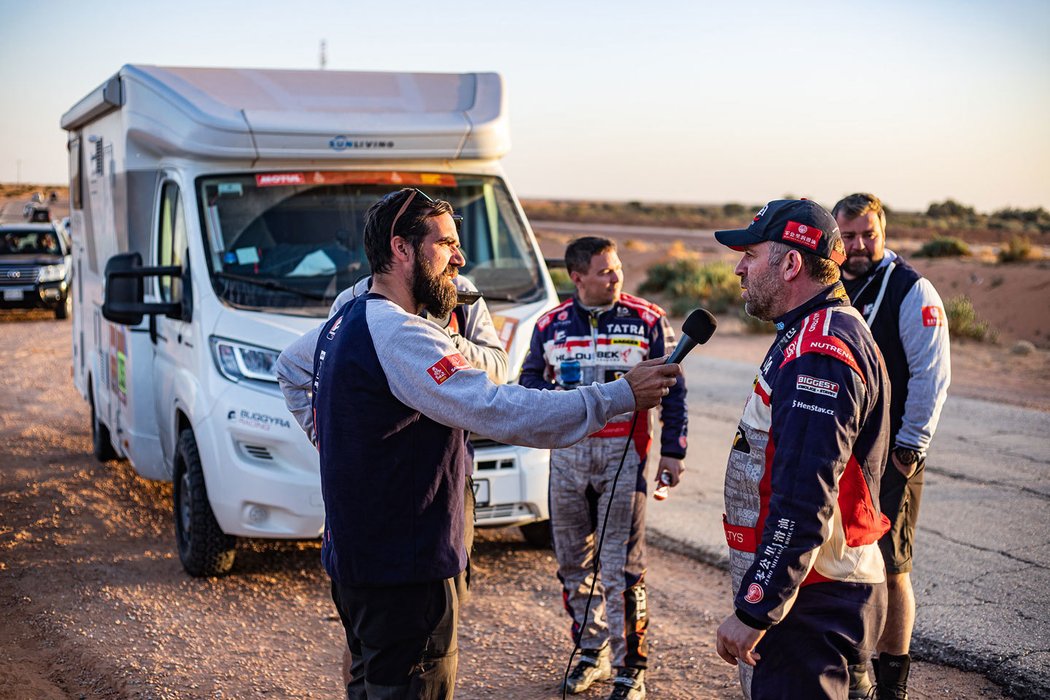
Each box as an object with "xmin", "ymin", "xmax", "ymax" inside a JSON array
[
  {"xmin": 173, "ymin": 429, "xmax": 236, "ymax": 577},
  {"xmin": 55, "ymin": 294, "xmax": 70, "ymax": 320}
]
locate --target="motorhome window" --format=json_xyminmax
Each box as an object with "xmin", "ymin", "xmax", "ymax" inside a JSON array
[
  {"xmin": 157, "ymin": 182, "xmax": 185, "ymax": 303},
  {"xmin": 196, "ymin": 172, "xmax": 543, "ymax": 315},
  {"xmin": 69, "ymin": 138, "xmax": 82, "ymax": 210}
]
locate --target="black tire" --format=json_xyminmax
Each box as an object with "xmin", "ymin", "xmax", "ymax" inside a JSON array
[
  {"xmin": 89, "ymin": 381, "xmax": 118, "ymax": 462},
  {"xmin": 54, "ymin": 294, "xmax": 70, "ymax": 320},
  {"xmin": 520, "ymin": 519, "xmax": 553, "ymax": 548},
  {"xmin": 173, "ymin": 429, "xmax": 236, "ymax": 577}
]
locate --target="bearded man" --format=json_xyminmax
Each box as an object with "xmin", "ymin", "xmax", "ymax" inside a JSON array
[{"xmin": 311, "ymin": 188, "xmax": 682, "ymax": 699}]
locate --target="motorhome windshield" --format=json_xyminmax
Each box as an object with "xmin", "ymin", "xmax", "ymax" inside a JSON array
[{"xmin": 197, "ymin": 171, "xmax": 543, "ymax": 315}]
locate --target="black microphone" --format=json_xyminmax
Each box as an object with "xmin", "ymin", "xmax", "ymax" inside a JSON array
[{"xmin": 665, "ymin": 309, "xmax": 717, "ymax": 364}]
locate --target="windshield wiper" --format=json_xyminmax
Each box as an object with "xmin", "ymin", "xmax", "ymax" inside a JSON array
[{"xmin": 213, "ymin": 271, "xmax": 331, "ymax": 301}]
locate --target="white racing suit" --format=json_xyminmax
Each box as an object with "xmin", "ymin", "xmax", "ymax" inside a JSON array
[{"xmin": 520, "ymin": 293, "xmax": 687, "ymax": 670}]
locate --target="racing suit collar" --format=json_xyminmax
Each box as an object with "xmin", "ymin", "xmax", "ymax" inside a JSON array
[
  {"xmin": 572, "ymin": 295, "xmax": 616, "ymax": 318},
  {"xmin": 773, "ymin": 282, "xmax": 849, "ymax": 333}
]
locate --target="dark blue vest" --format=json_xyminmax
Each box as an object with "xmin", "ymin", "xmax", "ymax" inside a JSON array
[
  {"xmin": 844, "ymin": 258, "xmax": 921, "ymax": 444},
  {"xmin": 313, "ymin": 294, "xmax": 468, "ymax": 586}
]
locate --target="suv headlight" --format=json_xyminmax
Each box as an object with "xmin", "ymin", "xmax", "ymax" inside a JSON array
[
  {"xmin": 38, "ymin": 263, "xmax": 67, "ymax": 283},
  {"xmin": 210, "ymin": 336, "xmax": 280, "ymax": 383}
]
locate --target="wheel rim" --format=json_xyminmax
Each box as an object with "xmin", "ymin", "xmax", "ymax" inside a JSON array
[{"xmin": 179, "ymin": 471, "xmax": 192, "ymax": 543}]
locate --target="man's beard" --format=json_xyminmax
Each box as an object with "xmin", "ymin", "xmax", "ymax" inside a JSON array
[
  {"xmin": 741, "ymin": 273, "xmax": 779, "ymax": 321},
  {"xmin": 843, "ymin": 253, "xmax": 875, "ymax": 278},
  {"xmin": 412, "ymin": 253, "xmax": 459, "ymax": 319}
]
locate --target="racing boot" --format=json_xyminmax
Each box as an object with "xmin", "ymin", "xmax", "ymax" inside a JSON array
[
  {"xmin": 848, "ymin": 661, "xmax": 875, "ymax": 699},
  {"xmin": 876, "ymin": 653, "xmax": 911, "ymax": 700},
  {"xmin": 563, "ymin": 646, "xmax": 612, "ymax": 694},
  {"xmin": 608, "ymin": 667, "xmax": 645, "ymax": 700}
]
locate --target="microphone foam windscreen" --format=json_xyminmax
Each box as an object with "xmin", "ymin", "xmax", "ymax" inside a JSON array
[{"xmin": 682, "ymin": 309, "xmax": 717, "ymax": 344}]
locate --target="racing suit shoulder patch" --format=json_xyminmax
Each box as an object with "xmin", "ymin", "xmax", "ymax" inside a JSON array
[{"xmin": 536, "ymin": 299, "xmax": 573, "ymax": 331}]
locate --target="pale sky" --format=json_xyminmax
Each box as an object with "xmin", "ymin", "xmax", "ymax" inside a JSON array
[{"xmin": 1, "ymin": 0, "xmax": 1047, "ymax": 213}]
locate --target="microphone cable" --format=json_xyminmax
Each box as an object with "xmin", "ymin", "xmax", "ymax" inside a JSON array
[{"xmin": 561, "ymin": 407, "xmax": 643, "ymax": 700}]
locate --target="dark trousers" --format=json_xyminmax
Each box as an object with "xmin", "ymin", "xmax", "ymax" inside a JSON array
[
  {"xmin": 332, "ymin": 576, "xmax": 459, "ymax": 700},
  {"xmin": 748, "ymin": 581, "xmax": 887, "ymax": 700}
]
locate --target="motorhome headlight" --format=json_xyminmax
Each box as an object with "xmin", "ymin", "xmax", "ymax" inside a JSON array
[
  {"xmin": 209, "ymin": 337, "xmax": 280, "ymax": 383},
  {"xmin": 38, "ymin": 263, "xmax": 67, "ymax": 283}
]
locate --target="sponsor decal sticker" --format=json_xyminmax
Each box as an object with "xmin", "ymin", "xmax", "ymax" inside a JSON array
[
  {"xmin": 793, "ymin": 399, "xmax": 836, "ymax": 415},
  {"xmin": 557, "ymin": 311, "xmax": 569, "ymax": 321},
  {"xmin": 227, "ymin": 408, "xmax": 292, "ymax": 431},
  {"xmin": 744, "ymin": 583, "xmax": 764, "ymax": 604},
  {"xmin": 427, "ymin": 353, "xmax": 472, "ymax": 385},
  {"xmin": 922, "ymin": 305, "xmax": 946, "ymax": 327},
  {"xmin": 256, "ymin": 172, "xmax": 306, "ymax": 187},
  {"xmin": 753, "ymin": 204, "xmax": 769, "ymax": 222},
  {"xmin": 797, "ymin": 374, "xmax": 840, "ymax": 397},
  {"xmin": 781, "ymin": 220, "xmax": 822, "ymax": 250}
]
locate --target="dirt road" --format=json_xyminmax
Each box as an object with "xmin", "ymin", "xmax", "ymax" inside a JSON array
[{"xmin": 0, "ymin": 315, "xmax": 1006, "ymax": 698}]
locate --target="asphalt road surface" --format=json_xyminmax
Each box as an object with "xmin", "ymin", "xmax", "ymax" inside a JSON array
[{"xmin": 648, "ymin": 350, "xmax": 1050, "ymax": 698}]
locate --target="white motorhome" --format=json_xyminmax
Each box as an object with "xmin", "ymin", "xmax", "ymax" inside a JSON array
[{"xmin": 61, "ymin": 65, "xmax": 556, "ymax": 576}]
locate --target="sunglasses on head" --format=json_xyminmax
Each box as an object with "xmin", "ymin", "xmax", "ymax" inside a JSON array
[{"xmin": 386, "ymin": 188, "xmax": 462, "ymax": 237}]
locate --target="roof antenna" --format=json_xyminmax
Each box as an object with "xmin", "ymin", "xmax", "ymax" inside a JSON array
[{"xmin": 319, "ymin": 39, "xmax": 327, "ymax": 70}]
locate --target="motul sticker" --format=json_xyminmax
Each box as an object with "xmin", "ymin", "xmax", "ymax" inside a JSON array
[
  {"xmin": 256, "ymin": 172, "xmax": 306, "ymax": 187},
  {"xmin": 922, "ymin": 305, "xmax": 946, "ymax": 327},
  {"xmin": 782, "ymin": 220, "xmax": 822, "ymax": 250},
  {"xmin": 744, "ymin": 583, "xmax": 764, "ymax": 604},
  {"xmin": 427, "ymin": 353, "xmax": 471, "ymax": 385},
  {"xmin": 797, "ymin": 374, "xmax": 840, "ymax": 397}
]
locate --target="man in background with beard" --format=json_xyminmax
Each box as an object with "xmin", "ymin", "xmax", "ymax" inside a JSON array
[
  {"xmin": 311, "ymin": 188, "xmax": 682, "ymax": 699},
  {"xmin": 833, "ymin": 193, "xmax": 951, "ymax": 700}
]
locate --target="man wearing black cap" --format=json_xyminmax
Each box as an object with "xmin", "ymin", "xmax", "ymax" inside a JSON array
[{"xmin": 713, "ymin": 199, "xmax": 892, "ymax": 699}]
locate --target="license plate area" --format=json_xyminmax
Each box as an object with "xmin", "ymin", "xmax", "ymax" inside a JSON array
[
  {"xmin": 472, "ymin": 478, "xmax": 490, "ymax": 507},
  {"xmin": 3, "ymin": 290, "xmax": 25, "ymax": 301}
]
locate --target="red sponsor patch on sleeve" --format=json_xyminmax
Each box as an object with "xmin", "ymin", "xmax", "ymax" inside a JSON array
[
  {"xmin": 744, "ymin": 583, "xmax": 764, "ymax": 604},
  {"xmin": 781, "ymin": 220, "xmax": 822, "ymax": 251},
  {"xmin": 426, "ymin": 353, "xmax": 472, "ymax": 385},
  {"xmin": 922, "ymin": 305, "xmax": 946, "ymax": 327}
]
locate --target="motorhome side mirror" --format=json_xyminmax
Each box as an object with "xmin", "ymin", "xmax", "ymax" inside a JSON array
[{"xmin": 101, "ymin": 253, "xmax": 183, "ymax": 325}]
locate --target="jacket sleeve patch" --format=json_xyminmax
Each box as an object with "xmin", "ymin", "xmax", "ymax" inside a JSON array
[
  {"xmin": 427, "ymin": 353, "xmax": 471, "ymax": 385},
  {"xmin": 922, "ymin": 305, "xmax": 946, "ymax": 327},
  {"xmin": 796, "ymin": 374, "xmax": 840, "ymax": 398}
]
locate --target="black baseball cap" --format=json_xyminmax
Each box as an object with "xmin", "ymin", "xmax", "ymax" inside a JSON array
[{"xmin": 715, "ymin": 199, "xmax": 846, "ymax": 265}]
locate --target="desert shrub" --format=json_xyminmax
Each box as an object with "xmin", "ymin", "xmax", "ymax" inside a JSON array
[
  {"xmin": 639, "ymin": 259, "xmax": 740, "ymax": 316},
  {"xmin": 915, "ymin": 237, "xmax": 971, "ymax": 258},
  {"xmin": 945, "ymin": 295, "xmax": 994, "ymax": 341},
  {"xmin": 927, "ymin": 199, "xmax": 976, "ymax": 218},
  {"xmin": 998, "ymin": 235, "xmax": 1034, "ymax": 263}
]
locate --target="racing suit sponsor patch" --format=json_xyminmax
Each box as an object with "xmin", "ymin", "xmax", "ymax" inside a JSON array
[
  {"xmin": 922, "ymin": 305, "xmax": 946, "ymax": 327},
  {"xmin": 744, "ymin": 583, "xmax": 764, "ymax": 603},
  {"xmin": 796, "ymin": 374, "xmax": 840, "ymax": 398},
  {"xmin": 426, "ymin": 353, "xmax": 471, "ymax": 385},
  {"xmin": 782, "ymin": 220, "xmax": 822, "ymax": 250},
  {"xmin": 792, "ymin": 399, "xmax": 835, "ymax": 415}
]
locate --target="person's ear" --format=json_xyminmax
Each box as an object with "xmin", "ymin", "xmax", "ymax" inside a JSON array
[
  {"xmin": 782, "ymin": 249, "xmax": 803, "ymax": 282},
  {"xmin": 391, "ymin": 235, "xmax": 413, "ymax": 263}
]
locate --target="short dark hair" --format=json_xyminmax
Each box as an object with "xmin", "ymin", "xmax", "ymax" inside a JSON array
[
  {"xmin": 364, "ymin": 189, "xmax": 454, "ymax": 274},
  {"xmin": 564, "ymin": 236, "xmax": 616, "ymax": 275},
  {"xmin": 768, "ymin": 240, "xmax": 842, "ymax": 285},
  {"xmin": 832, "ymin": 192, "xmax": 887, "ymax": 232}
]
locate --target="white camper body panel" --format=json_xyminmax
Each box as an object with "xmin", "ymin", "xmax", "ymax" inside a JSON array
[{"xmin": 63, "ymin": 66, "xmax": 552, "ymax": 544}]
